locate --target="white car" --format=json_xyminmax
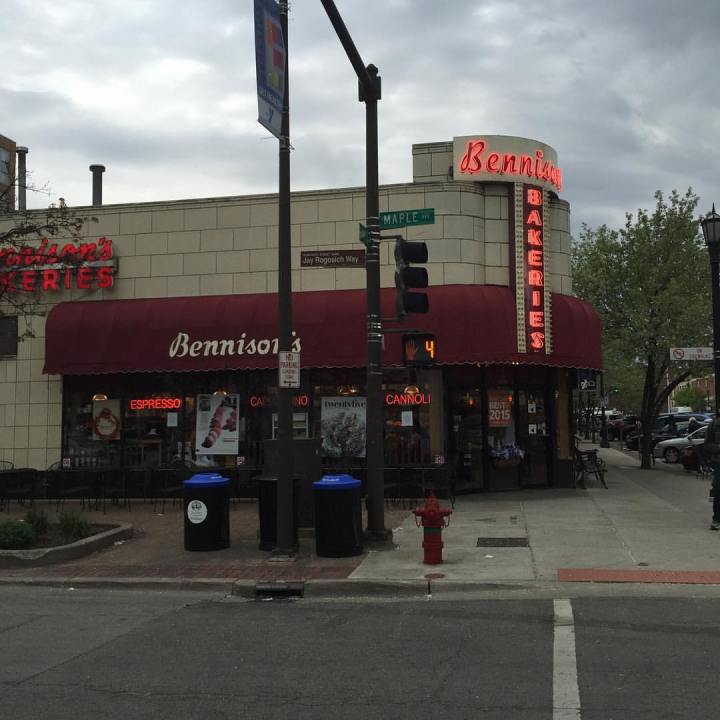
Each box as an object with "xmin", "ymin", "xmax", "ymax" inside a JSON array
[{"xmin": 653, "ymin": 426, "xmax": 708, "ymax": 463}]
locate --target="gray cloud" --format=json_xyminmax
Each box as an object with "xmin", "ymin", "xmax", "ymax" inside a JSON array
[{"xmin": 3, "ymin": 0, "xmax": 720, "ymax": 232}]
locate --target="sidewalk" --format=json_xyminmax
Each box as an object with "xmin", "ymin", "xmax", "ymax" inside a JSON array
[{"xmin": 1, "ymin": 444, "xmax": 719, "ymax": 593}]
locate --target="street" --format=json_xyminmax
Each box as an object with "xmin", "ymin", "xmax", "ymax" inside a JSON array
[{"xmin": 2, "ymin": 586, "xmax": 720, "ymax": 719}]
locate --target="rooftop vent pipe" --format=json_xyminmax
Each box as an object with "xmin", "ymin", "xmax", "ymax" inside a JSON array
[
  {"xmin": 16, "ymin": 146, "xmax": 28, "ymax": 211},
  {"xmin": 89, "ymin": 164, "xmax": 106, "ymax": 206}
]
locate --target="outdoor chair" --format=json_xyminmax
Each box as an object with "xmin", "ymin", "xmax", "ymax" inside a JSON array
[
  {"xmin": 97, "ymin": 469, "xmax": 129, "ymax": 513},
  {"xmin": 0, "ymin": 468, "xmax": 38, "ymax": 511},
  {"xmin": 46, "ymin": 470, "xmax": 92, "ymax": 511}
]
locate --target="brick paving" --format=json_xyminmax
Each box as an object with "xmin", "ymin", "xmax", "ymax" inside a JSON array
[
  {"xmin": 0, "ymin": 500, "xmax": 411, "ymax": 582},
  {"xmin": 558, "ymin": 568, "xmax": 720, "ymax": 584}
]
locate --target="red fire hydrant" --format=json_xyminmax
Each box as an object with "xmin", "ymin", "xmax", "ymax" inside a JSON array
[{"xmin": 413, "ymin": 491, "xmax": 453, "ymax": 564}]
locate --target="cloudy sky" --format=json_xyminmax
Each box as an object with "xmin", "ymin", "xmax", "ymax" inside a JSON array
[{"xmin": 4, "ymin": 0, "xmax": 720, "ymax": 234}]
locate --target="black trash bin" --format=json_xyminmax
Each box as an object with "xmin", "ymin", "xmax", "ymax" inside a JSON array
[
  {"xmin": 257, "ymin": 475, "xmax": 300, "ymax": 551},
  {"xmin": 313, "ymin": 474, "xmax": 363, "ymax": 557},
  {"xmin": 183, "ymin": 473, "xmax": 230, "ymax": 551}
]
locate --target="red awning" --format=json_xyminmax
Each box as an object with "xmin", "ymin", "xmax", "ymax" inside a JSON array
[{"xmin": 43, "ymin": 285, "xmax": 602, "ymax": 375}]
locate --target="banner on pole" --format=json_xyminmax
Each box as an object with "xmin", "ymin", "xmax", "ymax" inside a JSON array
[{"xmin": 254, "ymin": 0, "xmax": 285, "ymax": 139}]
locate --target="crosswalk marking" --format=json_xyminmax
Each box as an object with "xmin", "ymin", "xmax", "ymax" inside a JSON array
[{"xmin": 553, "ymin": 598, "xmax": 581, "ymax": 719}]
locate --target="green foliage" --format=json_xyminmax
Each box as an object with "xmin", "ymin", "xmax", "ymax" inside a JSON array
[
  {"xmin": 673, "ymin": 385, "xmax": 709, "ymax": 412},
  {"xmin": 571, "ymin": 189, "xmax": 710, "ymax": 465},
  {"xmin": 0, "ymin": 519, "xmax": 36, "ymax": 549},
  {"xmin": 57, "ymin": 511, "xmax": 91, "ymax": 541},
  {"xmin": 24, "ymin": 507, "xmax": 49, "ymax": 536}
]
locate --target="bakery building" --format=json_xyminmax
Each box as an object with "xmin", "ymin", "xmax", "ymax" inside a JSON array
[{"xmin": 0, "ymin": 134, "xmax": 601, "ymax": 492}]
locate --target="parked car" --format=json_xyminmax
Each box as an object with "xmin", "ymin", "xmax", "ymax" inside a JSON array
[
  {"xmin": 653, "ymin": 425, "xmax": 708, "ymax": 463},
  {"xmin": 624, "ymin": 413, "xmax": 707, "ymax": 451},
  {"xmin": 625, "ymin": 422, "xmax": 687, "ymax": 451},
  {"xmin": 610, "ymin": 414, "xmax": 641, "ymax": 441}
]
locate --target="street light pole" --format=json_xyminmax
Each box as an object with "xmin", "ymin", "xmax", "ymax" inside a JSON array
[
  {"xmin": 700, "ymin": 205, "xmax": 720, "ymax": 414},
  {"xmin": 321, "ymin": 0, "xmax": 389, "ymax": 541}
]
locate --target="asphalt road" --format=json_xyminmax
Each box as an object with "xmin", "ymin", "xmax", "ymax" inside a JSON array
[{"xmin": 2, "ymin": 586, "xmax": 720, "ymax": 719}]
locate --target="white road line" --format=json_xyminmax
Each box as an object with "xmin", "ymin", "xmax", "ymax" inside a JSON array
[{"xmin": 553, "ymin": 598, "xmax": 582, "ymax": 720}]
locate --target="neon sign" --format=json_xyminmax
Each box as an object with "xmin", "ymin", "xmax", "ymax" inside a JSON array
[
  {"xmin": 454, "ymin": 136, "xmax": 562, "ymax": 192},
  {"xmin": 0, "ymin": 236, "xmax": 115, "ymax": 293},
  {"xmin": 523, "ymin": 185, "xmax": 545, "ymax": 352},
  {"xmin": 249, "ymin": 394, "xmax": 310, "ymax": 408},
  {"xmin": 384, "ymin": 392, "xmax": 431, "ymax": 406},
  {"xmin": 130, "ymin": 397, "xmax": 183, "ymax": 410}
]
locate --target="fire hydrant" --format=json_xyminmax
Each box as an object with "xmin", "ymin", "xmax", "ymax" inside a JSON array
[{"xmin": 413, "ymin": 491, "xmax": 453, "ymax": 564}]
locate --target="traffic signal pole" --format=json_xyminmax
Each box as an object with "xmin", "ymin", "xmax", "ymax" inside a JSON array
[{"xmin": 321, "ymin": 1, "xmax": 389, "ymax": 541}]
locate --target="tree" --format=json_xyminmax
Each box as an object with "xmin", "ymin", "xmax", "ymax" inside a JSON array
[
  {"xmin": 0, "ymin": 175, "xmax": 93, "ymax": 340},
  {"xmin": 572, "ymin": 189, "xmax": 710, "ymax": 468}
]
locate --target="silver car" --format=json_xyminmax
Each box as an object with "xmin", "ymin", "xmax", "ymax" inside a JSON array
[{"xmin": 653, "ymin": 425, "xmax": 708, "ymax": 463}]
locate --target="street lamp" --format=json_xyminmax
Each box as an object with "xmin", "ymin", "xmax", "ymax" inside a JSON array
[{"xmin": 700, "ymin": 204, "xmax": 720, "ymax": 413}]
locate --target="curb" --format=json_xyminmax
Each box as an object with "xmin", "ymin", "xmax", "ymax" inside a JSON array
[{"xmin": 0, "ymin": 523, "xmax": 133, "ymax": 569}]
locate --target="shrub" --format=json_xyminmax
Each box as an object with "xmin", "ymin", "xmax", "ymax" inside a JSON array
[
  {"xmin": 58, "ymin": 511, "xmax": 91, "ymax": 542},
  {"xmin": 24, "ymin": 507, "xmax": 49, "ymax": 537},
  {"xmin": 0, "ymin": 519, "xmax": 36, "ymax": 549}
]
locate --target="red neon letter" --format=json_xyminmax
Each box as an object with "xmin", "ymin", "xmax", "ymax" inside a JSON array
[
  {"xmin": 459, "ymin": 140, "xmax": 485, "ymax": 174},
  {"xmin": 526, "ymin": 229, "xmax": 543, "ymax": 246},
  {"xmin": 528, "ymin": 270, "xmax": 544, "ymax": 286},
  {"xmin": 526, "ymin": 209, "xmax": 542, "ymax": 226},
  {"xmin": 42, "ymin": 269, "xmax": 59, "ymax": 291},
  {"xmin": 526, "ymin": 188, "xmax": 542, "ymax": 206},
  {"xmin": 527, "ymin": 250, "xmax": 543, "ymax": 266},
  {"xmin": 529, "ymin": 311, "xmax": 544, "ymax": 328}
]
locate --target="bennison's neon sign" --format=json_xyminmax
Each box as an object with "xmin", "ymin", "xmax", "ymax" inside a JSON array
[
  {"xmin": 0, "ymin": 236, "xmax": 115, "ymax": 292},
  {"xmin": 459, "ymin": 139, "xmax": 562, "ymax": 192}
]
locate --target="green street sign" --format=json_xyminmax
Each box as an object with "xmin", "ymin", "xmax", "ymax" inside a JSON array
[
  {"xmin": 380, "ymin": 208, "xmax": 435, "ymax": 229},
  {"xmin": 359, "ymin": 223, "xmax": 370, "ymax": 247}
]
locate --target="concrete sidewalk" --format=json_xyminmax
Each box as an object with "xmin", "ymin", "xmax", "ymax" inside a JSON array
[{"xmin": 1, "ymin": 443, "xmax": 719, "ymax": 593}]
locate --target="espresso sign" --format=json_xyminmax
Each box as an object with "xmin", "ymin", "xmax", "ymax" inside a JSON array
[{"xmin": 301, "ymin": 250, "xmax": 365, "ymax": 268}]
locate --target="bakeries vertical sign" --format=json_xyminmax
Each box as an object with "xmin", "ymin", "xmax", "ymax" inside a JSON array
[{"xmin": 195, "ymin": 394, "xmax": 239, "ymax": 455}]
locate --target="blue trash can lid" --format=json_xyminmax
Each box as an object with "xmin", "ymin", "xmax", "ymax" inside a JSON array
[
  {"xmin": 184, "ymin": 473, "xmax": 229, "ymax": 488},
  {"xmin": 313, "ymin": 474, "xmax": 361, "ymax": 490}
]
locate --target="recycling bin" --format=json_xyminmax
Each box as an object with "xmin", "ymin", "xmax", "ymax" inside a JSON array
[
  {"xmin": 183, "ymin": 473, "xmax": 230, "ymax": 551},
  {"xmin": 313, "ymin": 474, "xmax": 363, "ymax": 557},
  {"xmin": 257, "ymin": 475, "xmax": 299, "ymax": 551}
]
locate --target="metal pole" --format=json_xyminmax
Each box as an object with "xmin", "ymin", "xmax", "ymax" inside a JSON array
[
  {"xmin": 275, "ymin": 0, "xmax": 295, "ymax": 555},
  {"xmin": 320, "ymin": 0, "xmax": 388, "ymax": 542},
  {"xmin": 599, "ymin": 373, "xmax": 609, "ymax": 448},
  {"xmin": 710, "ymin": 247, "xmax": 720, "ymax": 415},
  {"xmin": 363, "ymin": 65, "xmax": 386, "ymax": 541}
]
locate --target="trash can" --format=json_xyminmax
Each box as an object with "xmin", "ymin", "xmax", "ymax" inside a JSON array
[
  {"xmin": 183, "ymin": 473, "xmax": 230, "ymax": 551},
  {"xmin": 313, "ymin": 474, "xmax": 363, "ymax": 557},
  {"xmin": 257, "ymin": 475, "xmax": 300, "ymax": 551}
]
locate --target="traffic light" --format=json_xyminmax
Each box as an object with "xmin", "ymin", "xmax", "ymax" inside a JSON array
[{"xmin": 394, "ymin": 237, "xmax": 429, "ymax": 316}]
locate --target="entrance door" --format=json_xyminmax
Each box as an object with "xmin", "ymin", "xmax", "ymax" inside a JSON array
[{"xmin": 516, "ymin": 388, "xmax": 550, "ymax": 486}]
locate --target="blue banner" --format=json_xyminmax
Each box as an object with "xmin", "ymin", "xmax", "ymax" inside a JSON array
[{"xmin": 254, "ymin": 0, "xmax": 285, "ymax": 139}]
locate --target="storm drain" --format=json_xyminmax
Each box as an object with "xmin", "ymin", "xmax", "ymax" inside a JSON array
[{"xmin": 476, "ymin": 537, "xmax": 529, "ymax": 548}]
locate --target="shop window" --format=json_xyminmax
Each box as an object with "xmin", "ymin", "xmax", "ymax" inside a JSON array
[
  {"xmin": 272, "ymin": 412, "xmax": 309, "ymax": 439},
  {"xmin": 487, "ymin": 386, "xmax": 519, "ymax": 458},
  {"xmin": 0, "ymin": 316, "xmax": 18, "ymax": 357},
  {"xmin": 383, "ymin": 379, "xmax": 433, "ymax": 466}
]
